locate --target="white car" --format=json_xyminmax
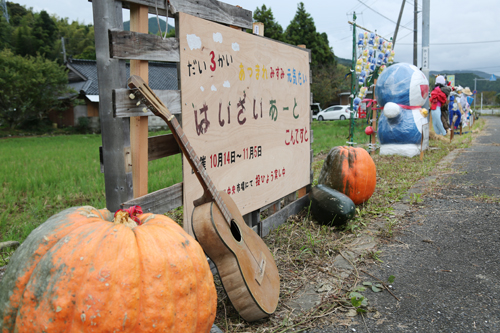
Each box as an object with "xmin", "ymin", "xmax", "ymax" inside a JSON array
[{"xmin": 316, "ymin": 105, "xmax": 357, "ymax": 121}]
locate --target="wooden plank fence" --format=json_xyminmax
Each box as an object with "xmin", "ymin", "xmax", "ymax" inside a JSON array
[{"xmin": 92, "ymin": 0, "xmax": 312, "ymax": 236}]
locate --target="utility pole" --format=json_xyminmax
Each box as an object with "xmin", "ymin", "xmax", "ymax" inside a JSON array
[
  {"xmin": 413, "ymin": 0, "xmax": 418, "ymax": 66},
  {"xmin": 61, "ymin": 37, "xmax": 67, "ymax": 63},
  {"xmin": 392, "ymin": 0, "xmax": 406, "ymax": 48},
  {"xmin": 421, "ymin": 0, "xmax": 430, "ymax": 79},
  {"xmin": 421, "ymin": 0, "xmax": 430, "ymax": 110},
  {"xmin": 1, "ymin": 0, "xmax": 9, "ymax": 23}
]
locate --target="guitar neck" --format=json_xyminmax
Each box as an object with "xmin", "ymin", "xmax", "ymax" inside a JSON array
[{"xmin": 128, "ymin": 76, "xmax": 232, "ymax": 223}]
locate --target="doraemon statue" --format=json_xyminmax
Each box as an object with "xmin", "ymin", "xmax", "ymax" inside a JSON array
[{"xmin": 375, "ymin": 63, "xmax": 430, "ymax": 157}]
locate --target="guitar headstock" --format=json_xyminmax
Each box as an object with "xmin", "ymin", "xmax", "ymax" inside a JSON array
[{"xmin": 127, "ymin": 75, "xmax": 173, "ymax": 121}]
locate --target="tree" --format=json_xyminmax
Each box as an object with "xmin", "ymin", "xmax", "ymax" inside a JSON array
[
  {"xmin": 284, "ymin": 2, "xmax": 335, "ymax": 67},
  {"xmin": 253, "ymin": 5, "xmax": 284, "ymax": 41},
  {"xmin": 9, "ymin": 8, "xmax": 61, "ymax": 60},
  {"xmin": 32, "ymin": 10, "xmax": 58, "ymax": 60},
  {"xmin": 12, "ymin": 22, "xmax": 34, "ymax": 56},
  {"xmin": 312, "ymin": 63, "xmax": 350, "ymax": 108},
  {"xmin": 56, "ymin": 19, "xmax": 96, "ymax": 61},
  {"xmin": 0, "ymin": 13, "xmax": 12, "ymax": 50},
  {"xmin": 0, "ymin": 49, "xmax": 69, "ymax": 129},
  {"xmin": 482, "ymin": 91, "xmax": 497, "ymax": 105},
  {"xmin": 166, "ymin": 27, "xmax": 175, "ymax": 38},
  {"xmin": 6, "ymin": 1, "xmax": 28, "ymax": 27}
]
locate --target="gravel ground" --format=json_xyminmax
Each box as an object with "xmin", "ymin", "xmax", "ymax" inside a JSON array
[{"xmin": 310, "ymin": 116, "xmax": 500, "ymax": 333}]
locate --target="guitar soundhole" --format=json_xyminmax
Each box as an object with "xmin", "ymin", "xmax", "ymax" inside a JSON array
[{"xmin": 230, "ymin": 220, "xmax": 242, "ymax": 242}]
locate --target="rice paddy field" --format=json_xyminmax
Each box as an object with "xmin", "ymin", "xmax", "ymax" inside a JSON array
[{"xmin": 0, "ymin": 119, "xmax": 367, "ymax": 244}]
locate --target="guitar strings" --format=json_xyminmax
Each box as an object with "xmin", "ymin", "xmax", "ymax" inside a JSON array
[{"xmin": 131, "ymin": 86, "xmax": 265, "ymax": 274}]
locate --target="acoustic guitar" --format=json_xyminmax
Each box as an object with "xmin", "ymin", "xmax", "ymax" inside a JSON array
[{"xmin": 127, "ymin": 75, "xmax": 280, "ymax": 322}]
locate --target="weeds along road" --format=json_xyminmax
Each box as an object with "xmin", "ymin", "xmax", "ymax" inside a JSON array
[{"xmin": 310, "ymin": 116, "xmax": 500, "ymax": 333}]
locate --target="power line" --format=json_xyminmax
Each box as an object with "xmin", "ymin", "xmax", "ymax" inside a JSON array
[
  {"xmin": 382, "ymin": 12, "xmax": 420, "ymax": 39},
  {"xmin": 357, "ymin": 0, "xmax": 413, "ymax": 31},
  {"xmin": 398, "ymin": 39, "xmax": 500, "ymax": 46},
  {"xmin": 348, "ymin": 0, "xmax": 378, "ymax": 14},
  {"xmin": 406, "ymin": 0, "xmax": 422, "ymax": 11},
  {"xmin": 394, "ymin": 30, "xmax": 414, "ymax": 42}
]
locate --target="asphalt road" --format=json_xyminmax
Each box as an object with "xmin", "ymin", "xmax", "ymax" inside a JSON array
[{"xmin": 310, "ymin": 116, "xmax": 500, "ymax": 333}]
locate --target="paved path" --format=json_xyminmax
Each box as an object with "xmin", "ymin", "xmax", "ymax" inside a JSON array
[{"xmin": 311, "ymin": 116, "xmax": 500, "ymax": 333}]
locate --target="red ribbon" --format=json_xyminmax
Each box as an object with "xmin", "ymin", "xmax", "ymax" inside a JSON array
[
  {"xmin": 114, "ymin": 205, "xmax": 143, "ymax": 225},
  {"xmin": 398, "ymin": 104, "xmax": 422, "ymax": 110},
  {"xmin": 362, "ymin": 99, "xmax": 422, "ymax": 111},
  {"xmin": 362, "ymin": 98, "xmax": 377, "ymax": 109}
]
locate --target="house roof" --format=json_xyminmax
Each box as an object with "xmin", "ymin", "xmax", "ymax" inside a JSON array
[{"xmin": 66, "ymin": 59, "xmax": 178, "ymax": 97}]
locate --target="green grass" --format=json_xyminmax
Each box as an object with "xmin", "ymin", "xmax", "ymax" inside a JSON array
[
  {"xmin": 312, "ymin": 118, "xmax": 370, "ymax": 155},
  {"xmin": 0, "ymin": 117, "xmax": 480, "ymax": 244},
  {"xmin": 0, "ymin": 120, "xmax": 358, "ymax": 243},
  {"xmin": 0, "ymin": 133, "xmax": 181, "ymax": 243}
]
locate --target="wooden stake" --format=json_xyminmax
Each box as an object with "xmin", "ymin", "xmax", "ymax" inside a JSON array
[
  {"xmin": 420, "ymin": 135, "xmax": 424, "ymax": 161},
  {"xmin": 130, "ymin": 4, "xmax": 149, "ymax": 198},
  {"xmin": 370, "ymin": 79, "xmax": 378, "ymax": 155},
  {"xmin": 450, "ymin": 115, "xmax": 457, "ymax": 143},
  {"xmin": 370, "ymin": 106, "xmax": 377, "ymax": 155}
]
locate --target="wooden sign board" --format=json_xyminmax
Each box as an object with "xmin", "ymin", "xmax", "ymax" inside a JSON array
[{"xmin": 178, "ymin": 13, "xmax": 311, "ymax": 234}]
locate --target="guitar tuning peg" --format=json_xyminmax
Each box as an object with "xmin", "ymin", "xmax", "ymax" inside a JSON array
[
  {"xmin": 142, "ymin": 107, "xmax": 148, "ymax": 113},
  {"xmin": 136, "ymin": 101, "xmax": 141, "ymax": 106},
  {"xmin": 129, "ymin": 93, "xmax": 136, "ymax": 100}
]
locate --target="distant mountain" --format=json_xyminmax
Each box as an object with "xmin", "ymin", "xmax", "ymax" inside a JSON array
[
  {"xmin": 430, "ymin": 70, "xmax": 499, "ymax": 92},
  {"xmin": 123, "ymin": 17, "xmax": 174, "ymax": 35},
  {"xmin": 336, "ymin": 57, "xmax": 352, "ymax": 67},
  {"xmin": 430, "ymin": 70, "xmax": 491, "ymax": 80},
  {"xmin": 335, "ymin": 59, "xmax": 499, "ymax": 92}
]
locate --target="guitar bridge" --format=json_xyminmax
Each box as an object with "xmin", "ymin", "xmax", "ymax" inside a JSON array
[{"xmin": 255, "ymin": 253, "xmax": 267, "ymax": 285}]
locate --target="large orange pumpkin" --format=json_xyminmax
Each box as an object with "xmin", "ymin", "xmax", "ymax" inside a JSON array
[
  {"xmin": 318, "ymin": 146, "xmax": 376, "ymax": 205},
  {"xmin": 0, "ymin": 206, "xmax": 217, "ymax": 333}
]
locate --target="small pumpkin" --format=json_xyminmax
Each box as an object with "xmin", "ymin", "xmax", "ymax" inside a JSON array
[
  {"xmin": 310, "ymin": 185, "xmax": 356, "ymax": 226},
  {"xmin": 0, "ymin": 206, "xmax": 217, "ymax": 333},
  {"xmin": 318, "ymin": 146, "xmax": 376, "ymax": 205}
]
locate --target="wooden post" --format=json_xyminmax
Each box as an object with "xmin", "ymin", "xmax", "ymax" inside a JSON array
[
  {"xmin": 428, "ymin": 111, "xmax": 434, "ymax": 135},
  {"xmin": 370, "ymin": 82, "xmax": 377, "ymax": 155},
  {"xmin": 298, "ymin": 43, "xmax": 309, "ymax": 201},
  {"xmin": 370, "ymin": 110, "xmax": 376, "ymax": 153},
  {"xmin": 130, "ymin": 4, "xmax": 149, "ymax": 198},
  {"xmin": 450, "ymin": 115, "xmax": 457, "ymax": 142},
  {"xmin": 92, "ymin": 0, "xmax": 133, "ymax": 211},
  {"xmin": 420, "ymin": 124, "xmax": 424, "ymax": 161}
]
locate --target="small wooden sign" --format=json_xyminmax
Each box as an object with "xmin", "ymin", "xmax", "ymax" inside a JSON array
[{"xmin": 178, "ymin": 13, "xmax": 311, "ymax": 234}]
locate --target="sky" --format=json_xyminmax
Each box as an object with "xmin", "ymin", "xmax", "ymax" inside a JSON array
[{"xmin": 12, "ymin": 0, "xmax": 500, "ymax": 79}]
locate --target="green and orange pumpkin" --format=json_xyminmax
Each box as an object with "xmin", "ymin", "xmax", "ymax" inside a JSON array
[
  {"xmin": 0, "ymin": 206, "xmax": 217, "ymax": 333},
  {"xmin": 318, "ymin": 146, "xmax": 376, "ymax": 205}
]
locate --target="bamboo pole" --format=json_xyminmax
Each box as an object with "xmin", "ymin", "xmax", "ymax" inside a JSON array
[{"xmin": 349, "ymin": 13, "xmax": 357, "ymax": 146}]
